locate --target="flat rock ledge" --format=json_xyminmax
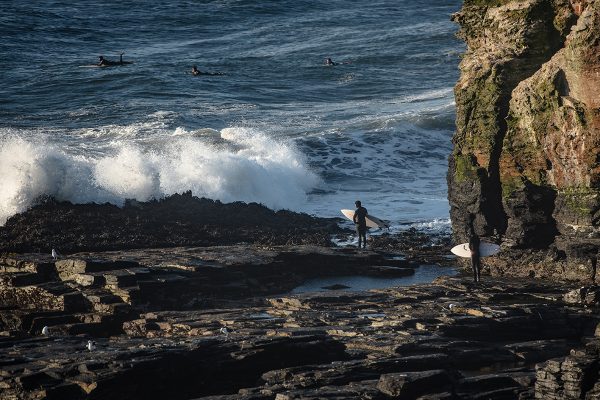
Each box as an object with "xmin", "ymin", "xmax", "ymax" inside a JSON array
[{"xmin": 1, "ymin": 246, "xmax": 600, "ymax": 399}]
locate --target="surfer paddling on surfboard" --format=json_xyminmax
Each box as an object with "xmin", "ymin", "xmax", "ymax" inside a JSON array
[
  {"xmin": 324, "ymin": 57, "xmax": 352, "ymax": 66},
  {"xmin": 353, "ymin": 200, "xmax": 368, "ymax": 249},
  {"xmin": 191, "ymin": 65, "xmax": 224, "ymax": 76},
  {"xmin": 98, "ymin": 53, "xmax": 132, "ymax": 67}
]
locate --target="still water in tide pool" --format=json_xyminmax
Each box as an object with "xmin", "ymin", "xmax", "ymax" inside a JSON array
[{"xmin": 291, "ymin": 264, "xmax": 458, "ymax": 293}]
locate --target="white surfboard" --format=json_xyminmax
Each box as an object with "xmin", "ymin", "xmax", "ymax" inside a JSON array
[
  {"xmin": 450, "ymin": 242, "xmax": 500, "ymax": 258},
  {"xmin": 340, "ymin": 209, "xmax": 389, "ymax": 229}
]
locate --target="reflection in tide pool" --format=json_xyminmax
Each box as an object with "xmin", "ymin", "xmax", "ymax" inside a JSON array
[{"xmin": 291, "ymin": 264, "xmax": 458, "ymax": 294}]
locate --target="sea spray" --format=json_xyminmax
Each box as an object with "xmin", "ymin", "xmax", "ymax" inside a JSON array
[
  {"xmin": 0, "ymin": 138, "xmax": 111, "ymax": 225},
  {"xmin": 0, "ymin": 128, "xmax": 320, "ymax": 225},
  {"xmin": 94, "ymin": 145, "xmax": 161, "ymax": 201}
]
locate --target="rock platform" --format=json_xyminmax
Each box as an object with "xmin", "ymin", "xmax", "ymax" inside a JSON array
[{"xmin": 1, "ymin": 246, "xmax": 599, "ymax": 399}]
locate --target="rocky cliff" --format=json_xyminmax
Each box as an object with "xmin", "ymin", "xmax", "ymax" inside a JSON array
[{"xmin": 449, "ymin": 0, "xmax": 600, "ymax": 281}]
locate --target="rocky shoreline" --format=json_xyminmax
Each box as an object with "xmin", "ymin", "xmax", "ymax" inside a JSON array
[
  {"xmin": 2, "ymin": 241, "xmax": 600, "ymax": 399},
  {"xmin": 0, "ymin": 193, "xmax": 343, "ymax": 253},
  {"xmin": 2, "ymin": 0, "xmax": 600, "ymax": 398}
]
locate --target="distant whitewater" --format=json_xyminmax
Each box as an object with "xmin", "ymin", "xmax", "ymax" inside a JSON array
[{"xmin": 0, "ymin": 0, "xmax": 463, "ymax": 229}]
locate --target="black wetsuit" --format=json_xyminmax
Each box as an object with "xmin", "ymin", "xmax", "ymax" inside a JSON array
[
  {"xmin": 353, "ymin": 206, "xmax": 368, "ymax": 249},
  {"xmin": 192, "ymin": 70, "xmax": 222, "ymax": 76},
  {"xmin": 469, "ymin": 233, "xmax": 481, "ymax": 282},
  {"xmin": 99, "ymin": 54, "xmax": 124, "ymax": 66}
]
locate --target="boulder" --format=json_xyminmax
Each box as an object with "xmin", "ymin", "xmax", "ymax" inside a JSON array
[{"xmin": 377, "ymin": 370, "xmax": 453, "ymax": 398}]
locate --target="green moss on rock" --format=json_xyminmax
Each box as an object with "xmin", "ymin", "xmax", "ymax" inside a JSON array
[
  {"xmin": 502, "ymin": 67, "xmax": 562, "ymax": 164},
  {"xmin": 501, "ymin": 176, "xmax": 525, "ymax": 200},
  {"xmin": 455, "ymin": 69, "xmax": 504, "ymax": 157},
  {"xmin": 453, "ymin": 152, "xmax": 480, "ymax": 183},
  {"xmin": 559, "ymin": 187, "xmax": 600, "ymax": 217}
]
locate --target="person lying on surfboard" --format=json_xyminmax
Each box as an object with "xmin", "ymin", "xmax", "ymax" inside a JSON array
[
  {"xmin": 191, "ymin": 65, "xmax": 224, "ymax": 76},
  {"xmin": 98, "ymin": 53, "xmax": 131, "ymax": 67},
  {"xmin": 324, "ymin": 57, "xmax": 353, "ymax": 66}
]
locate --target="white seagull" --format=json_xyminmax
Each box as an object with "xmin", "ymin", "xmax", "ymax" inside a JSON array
[
  {"xmin": 219, "ymin": 327, "xmax": 232, "ymax": 339},
  {"xmin": 41, "ymin": 326, "xmax": 49, "ymax": 335},
  {"xmin": 87, "ymin": 340, "xmax": 96, "ymax": 351},
  {"xmin": 51, "ymin": 248, "xmax": 60, "ymax": 260}
]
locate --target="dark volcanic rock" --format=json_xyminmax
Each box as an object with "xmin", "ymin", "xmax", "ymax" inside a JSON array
[
  {"xmin": 0, "ymin": 193, "xmax": 343, "ymax": 253},
  {"xmin": 377, "ymin": 370, "xmax": 454, "ymax": 398},
  {"xmin": 369, "ymin": 228, "xmax": 454, "ymax": 266},
  {"xmin": 2, "ymin": 244, "xmax": 600, "ymax": 400}
]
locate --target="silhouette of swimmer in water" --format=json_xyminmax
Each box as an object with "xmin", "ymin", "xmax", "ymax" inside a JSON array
[
  {"xmin": 191, "ymin": 65, "xmax": 224, "ymax": 76},
  {"xmin": 98, "ymin": 53, "xmax": 131, "ymax": 66},
  {"xmin": 324, "ymin": 57, "xmax": 337, "ymax": 66}
]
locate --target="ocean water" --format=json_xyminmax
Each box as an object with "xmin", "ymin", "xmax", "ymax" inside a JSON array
[{"xmin": 0, "ymin": 0, "xmax": 463, "ymax": 230}]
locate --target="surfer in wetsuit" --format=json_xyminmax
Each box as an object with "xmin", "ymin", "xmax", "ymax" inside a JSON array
[
  {"xmin": 353, "ymin": 200, "xmax": 368, "ymax": 249},
  {"xmin": 98, "ymin": 53, "xmax": 125, "ymax": 66},
  {"xmin": 324, "ymin": 57, "xmax": 337, "ymax": 66},
  {"xmin": 191, "ymin": 65, "xmax": 223, "ymax": 76},
  {"xmin": 468, "ymin": 214, "xmax": 481, "ymax": 282}
]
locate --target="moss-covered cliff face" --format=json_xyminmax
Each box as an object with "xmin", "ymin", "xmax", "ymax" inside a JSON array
[{"xmin": 449, "ymin": 0, "xmax": 600, "ymax": 280}]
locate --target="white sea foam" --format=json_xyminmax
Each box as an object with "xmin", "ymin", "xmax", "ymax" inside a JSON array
[
  {"xmin": 408, "ymin": 218, "xmax": 452, "ymax": 232},
  {"xmin": 398, "ymin": 88, "xmax": 454, "ymax": 104},
  {"xmin": 0, "ymin": 128, "xmax": 319, "ymax": 225}
]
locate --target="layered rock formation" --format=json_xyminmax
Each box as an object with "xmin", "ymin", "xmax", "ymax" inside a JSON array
[
  {"xmin": 1, "ymin": 247, "xmax": 600, "ymax": 399},
  {"xmin": 449, "ymin": 0, "xmax": 600, "ymax": 280}
]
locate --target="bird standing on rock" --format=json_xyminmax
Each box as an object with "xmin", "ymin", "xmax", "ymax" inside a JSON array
[
  {"xmin": 51, "ymin": 248, "xmax": 60, "ymax": 260},
  {"xmin": 41, "ymin": 326, "xmax": 49, "ymax": 335},
  {"xmin": 219, "ymin": 327, "xmax": 232, "ymax": 339},
  {"xmin": 87, "ymin": 340, "xmax": 96, "ymax": 351}
]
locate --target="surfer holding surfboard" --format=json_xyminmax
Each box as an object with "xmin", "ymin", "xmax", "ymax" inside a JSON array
[
  {"xmin": 340, "ymin": 204, "xmax": 389, "ymax": 249},
  {"xmin": 468, "ymin": 216, "xmax": 481, "ymax": 282},
  {"xmin": 449, "ymin": 214, "xmax": 501, "ymax": 283},
  {"xmin": 353, "ymin": 200, "xmax": 368, "ymax": 249}
]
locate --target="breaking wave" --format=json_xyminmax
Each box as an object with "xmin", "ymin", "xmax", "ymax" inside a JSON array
[{"xmin": 0, "ymin": 127, "xmax": 319, "ymax": 225}]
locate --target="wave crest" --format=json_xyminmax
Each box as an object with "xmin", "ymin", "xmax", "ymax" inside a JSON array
[{"xmin": 0, "ymin": 128, "xmax": 319, "ymax": 225}]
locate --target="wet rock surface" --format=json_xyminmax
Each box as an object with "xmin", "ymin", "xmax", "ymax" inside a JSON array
[
  {"xmin": 1, "ymin": 245, "xmax": 600, "ymax": 399},
  {"xmin": 0, "ymin": 193, "xmax": 343, "ymax": 253},
  {"xmin": 369, "ymin": 228, "xmax": 455, "ymax": 266}
]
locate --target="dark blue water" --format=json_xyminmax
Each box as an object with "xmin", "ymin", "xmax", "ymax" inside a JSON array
[{"xmin": 0, "ymin": 0, "xmax": 463, "ymax": 229}]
